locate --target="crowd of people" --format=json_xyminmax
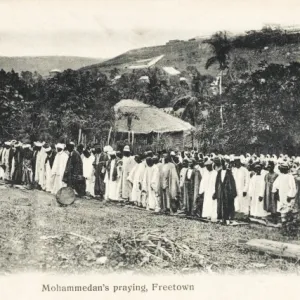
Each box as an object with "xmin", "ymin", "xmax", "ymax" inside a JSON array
[{"xmin": 1, "ymin": 139, "xmax": 300, "ymax": 225}]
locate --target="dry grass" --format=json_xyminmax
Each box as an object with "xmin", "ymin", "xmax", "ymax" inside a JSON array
[{"xmin": 0, "ymin": 185, "xmax": 300, "ymax": 274}]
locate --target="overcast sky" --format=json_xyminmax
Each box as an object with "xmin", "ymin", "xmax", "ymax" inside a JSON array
[{"xmin": 0, "ymin": 0, "xmax": 299, "ymax": 58}]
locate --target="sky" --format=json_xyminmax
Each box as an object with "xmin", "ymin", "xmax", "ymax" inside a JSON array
[{"xmin": 0, "ymin": 0, "xmax": 299, "ymax": 58}]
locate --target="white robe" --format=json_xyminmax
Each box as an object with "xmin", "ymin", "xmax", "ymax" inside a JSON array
[
  {"xmin": 35, "ymin": 149, "xmax": 47, "ymax": 189},
  {"xmin": 121, "ymin": 156, "xmax": 136, "ymax": 200},
  {"xmin": 82, "ymin": 154, "xmax": 95, "ymax": 196},
  {"xmin": 2, "ymin": 148, "xmax": 11, "ymax": 180},
  {"xmin": 51, "ymin": 151, "xmax": 69, "ymax": 194},
  {"xmin": 45, "ymin": 160, "xmax": 53, "ymax": 192},
  {"xmin": 150, "ymin": 164, "xmax": 161, "ymax": 211},
  {"xmin": 232, "ymin": 166, "xmax": 250, "ymax": 214},
  {"xmin": 199, "ymin": 169, "xmax": 218, "ymax": 219},
  {"xmin": 0, "ymin": 148, "xmax": 4, "ymax": 180},
  {"xmin": 115, "ymin": 160, "xmax": 123, "ymax": 200},
  {"xmin": 127, "ymin": 162, "xmax": 146, "ymax": 204},
  {"xmin": 272, "ymin": 173, "xmax": 297, "ymax": 213},
  {"xmin": 108, "ymin": 159, "xmax": 118, "ymax": 201},
  {"xmin": 142, "ymin": 166, "xmax": 156, "ymax": 210},
  {"xmin": 104, "ymin": 171, "xmax": 109, "ymax": 200},
  {"xmin": 249, "ymin": 174, "xmax": 268, "ymax": 217}
]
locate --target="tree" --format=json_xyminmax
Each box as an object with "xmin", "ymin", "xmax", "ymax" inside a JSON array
[{"xmin": 204, "ymin": 31, "xmax": 232, "ymax": 129}]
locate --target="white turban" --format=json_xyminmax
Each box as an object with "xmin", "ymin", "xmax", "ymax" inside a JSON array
[{"xmin": 56, "ymin": 143, "xmax": 65, "ymax": 149}]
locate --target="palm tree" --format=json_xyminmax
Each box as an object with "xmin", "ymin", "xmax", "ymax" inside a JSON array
[{"xmin": 204, "ymin": 31, "xmax": 232, "ymax": 128}]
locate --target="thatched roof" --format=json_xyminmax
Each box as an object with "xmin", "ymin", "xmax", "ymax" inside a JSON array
[{"xmin": 114, "ymin": 99, "xmax": 195, "ymax": 134}]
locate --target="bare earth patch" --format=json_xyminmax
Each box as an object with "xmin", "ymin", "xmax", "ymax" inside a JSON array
[{"xmin": 0, "ymin": 184, "xmax": 300, "ymax": 274}]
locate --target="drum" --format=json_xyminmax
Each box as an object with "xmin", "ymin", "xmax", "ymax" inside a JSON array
[{"xmin": 56, "ymin": 187, "xmax": 76, "ymax": 206}]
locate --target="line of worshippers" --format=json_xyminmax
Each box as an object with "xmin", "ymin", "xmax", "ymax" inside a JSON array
[{"xmin": 1, "ymin": 140, "xmax": 300, "ymax": 225}]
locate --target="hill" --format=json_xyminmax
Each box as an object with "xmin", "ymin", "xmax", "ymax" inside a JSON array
[
  {"xmin": 81, "ymin": 38, "xmax": 219, "ymax": 75},
  {"xmin": 0, "ymin": 56, "xmax": 105, "ymax": 76},
  {"xmin": 80, "ymin": 33, "xmax": 300, "ymax": 77}
]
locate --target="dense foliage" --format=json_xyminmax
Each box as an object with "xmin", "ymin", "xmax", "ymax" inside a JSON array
[{"xmin": 1, "ymin": 27, "xmax": 300, "ymax": 153}]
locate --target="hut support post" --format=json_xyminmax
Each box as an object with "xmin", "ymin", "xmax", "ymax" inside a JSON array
[
  {"xmin": 78, "ymin": 127, "xmax": 82, "ymax": 145},
  {"xmin": 107, "ymin": 127, "xmax": 112, "ymax": 145}
]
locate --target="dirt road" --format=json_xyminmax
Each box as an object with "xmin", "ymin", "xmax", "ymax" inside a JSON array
[{"xmin": 0, "ymin": 184, "xmax": 299, "ymax": 274}]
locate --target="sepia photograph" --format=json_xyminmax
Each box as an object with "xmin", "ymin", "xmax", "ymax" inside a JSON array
[{"xmin": 1, "ymin": 0, "xmax": 300, "ymax": 298}]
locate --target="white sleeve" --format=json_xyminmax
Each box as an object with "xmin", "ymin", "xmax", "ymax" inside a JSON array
[
  {"xmin": 287, "ymin": 175, "xmax": 296, "ymax": 198},
  {"xmin": 272, "ymin": 176, "xmax": 279, "ymax": 193},
  {"xmin": 199, "ymin": 175, "xmax": 205, "ymax": 194},
  {"xmin": 243, "ymin": 168, "xmax": 250, "ymax": 193}
]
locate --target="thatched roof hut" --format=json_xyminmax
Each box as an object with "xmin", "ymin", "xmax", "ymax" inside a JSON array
[{"xmin": 113, "ymin": 99, "xmax": 195, "ymax": 150}]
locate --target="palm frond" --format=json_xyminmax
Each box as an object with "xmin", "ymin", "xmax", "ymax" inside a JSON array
[
  {"xmin": 172, "ymin": 95, "xmax": 192, "ymax": 111},
  {"xmin": 205, "ymin": 56, "xmax": 218, "ymax": 70}
]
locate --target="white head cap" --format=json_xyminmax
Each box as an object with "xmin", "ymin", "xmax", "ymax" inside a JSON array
[
  {"xmin": 106, "ymin": 145, "xmax": 113, "ymax": 153},
  {"xmin": 123, "ymin": 145, "xmax": 130, "ymax": 152},
  {"xmin": 44, "ymin": 146, "xmax": 51, "ymax": 152},
  {"xmin": 56, "ymin": 143, "xmax": 65, "ymax": 149}
]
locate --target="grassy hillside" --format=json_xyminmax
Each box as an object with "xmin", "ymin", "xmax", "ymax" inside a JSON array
[
  {"xmin": 0, "ymin": 56, "xmax": 105, "ymax": 76},
  {"xmin": 80, "ymin": 35, "xmax": 300, "ymax": 77},
  {"xmin": 81, "ymin": 39, "xmax": 219, "ymax": 76}
]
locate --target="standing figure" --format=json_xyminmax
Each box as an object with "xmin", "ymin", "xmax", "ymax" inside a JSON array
[
  {"xmin": 63, "ymin": 142, "xmax": 85, "ymax": 197},
  {"xmin": 151, "ymin": 155, "xmax": 162, "ymax": 212},
  {"xmin": 179, "ymin": 159, "xmax": 188, "ymax": 212},
  {"xmin": 127, "ymin": 154, "xmax": 146, "ymax": 206},
  {"xmin": 192, "ymin": 159, "xmax": 202, "ymax": 216},
  {"xmin": 264, "ymin": 161, "xmax": 279, "ymax": 216},
  {"xmin": 0, "ymin": 143, "xmax": 4, "ymax": 180},
  {"xmin": 294, "ymin": 167, "xmax": 300, "ymax": 212},
  {"xmin": 115, "ymin": 151, "xmax": 123, "ymax": 201},
  {"xmin": 106, "ymin": 151, "xmax": 119, "ymax": 201},
  {"xmin": 44, "ymin": 145, "xmax": 57, "ymax": 192},
  {"xmin": 22, "ymin": 144, "xmax": 33, "ymax": 188},
  {"xmin": 249, "ymin": 164, "xmax": 268, "ymax": 218},
  {"xmin": 82, "ymin": 149, "xmax": 95, "ymax": 196},
  {"xmin": 93, "ymin": 145, "xmax": 108, "ymax": 199},
  {"xmin": 272, "ymin": 162, "xmax": 297, "ymax": 219},
  {"xmin": 35, "ymin": 143, "xmax": 47, "ymax": 190},
  {"xmin": 200, "ymin": 159, "xmax": 218, "ymax": 220},
  {"xmin": 232, "ymin": 156, "xmax": 250, "ymax": 214},
  {"xmin": 141, "ymin": 157, "xmax": 156, "ymax": 210},
  {"xmin": 51, "ymin": 143, "xmax": 69, "ymax": 194},
  {"xmin": 2, "ymin": 141, "xmax": 13, "ymax": 181},
  {"xmin": 120, "ymin": 145, "xmax": 136, "ymax": 201},
  {"xmin": 183, "ymin": 160, "xmax": 196, "ymax": 215},
  {"xmin": 11, "ymin": 142, "xmax": 24, "ymax": 185},
  {"xmin": 214, "ymin": 159, "xmax": 237, "ymax": 224},
  {"xmin": 161, "ymin": 155, "xmax": 180, "ymax": 214}
]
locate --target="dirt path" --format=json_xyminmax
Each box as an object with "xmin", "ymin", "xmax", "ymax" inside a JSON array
[{"xmin": 0, "ymin": 184, "xmax": 300, "ymax": 274}]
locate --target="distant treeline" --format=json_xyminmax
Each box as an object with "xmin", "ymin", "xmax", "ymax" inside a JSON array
[{"xmin": 232, "ymin": 27, "xmax": 300, "ymax": 49}]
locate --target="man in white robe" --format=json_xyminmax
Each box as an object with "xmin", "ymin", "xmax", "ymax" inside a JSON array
[
  {"xmin": 103, "ymin": 145, "xmax": 113, "ymax": 201},
  {"xmin": 272, "ymin": 162, "xmax": 297, "ymax": 215},
  {"xmin": 2, "ymin": 141, "xmax": 12, "ymax": 180},
  {"xmin": 199, "ymin": 159, "xmax": 218, "ymax": 220},
  {"xmin": 0, "ymin": 144, "xmax": 4, "ymax": 180},
  {"xmin": 106, "ymin": 151, "xmax": 119, "ymax": 201},
  {"xmin": 150, "ymin": 156, "xmax": 161, "ymax": 212},
  {"xmin": 35, "ymin": 143, "xmax": 47, "ymax": 190},
  {"xmin": 142, "ymin": 157, "xmax": 156, "ymax": 210},
  {"xmin": 249, "ymin": 164, "xmax": 268, "ymax": 218},
  {"xmin": 51, "ymin": 143, "xmax": 69, "ymax": 194},
  {"xmin": 232, "ymin": 156, "xmax": 250, "ymax": 214},
  {"xmin": 44, "ymin": 145, "xmax": 56, "ymax": 192},
  {"xmin": 127, "ymin": 155, "xmax": 146, "ymax": 206},
  {"xmin": 120, "ymin": 145, "xmax": 136, "ymax": 201},
  {"xmin": 82, "ymin": 149, "xmax": 95, "ymax": 196}
]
